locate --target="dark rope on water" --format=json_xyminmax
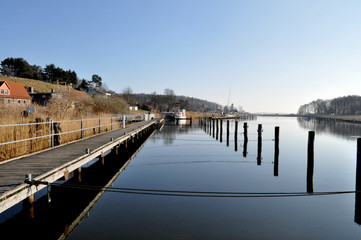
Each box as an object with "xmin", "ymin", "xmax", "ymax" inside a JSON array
[{"xmin": 49, "ymin": 182, "xmax": 357, "ymax": 198}]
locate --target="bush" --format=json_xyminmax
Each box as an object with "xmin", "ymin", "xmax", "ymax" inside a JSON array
[{"xmin": 92, "ymin": 95, "xmax": 128, "ymax": 114}]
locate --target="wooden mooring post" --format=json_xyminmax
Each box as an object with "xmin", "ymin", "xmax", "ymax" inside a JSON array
[
  {"xmin": 274, "ymin": 126, "xmax": 280, "ymax": 176},
  {"xmin": 212, "ymin": 119, "xmax": 215, "ymax": 138},
  {"xmin": 307, "ymin": 131, "xmax": 315, "ymax": 193},
  {"xmin": 207, "ymin": 117, "xmax": 210, "ymax": 134},
  {"xmin": 355, "ymin": 138, "xmax": 361, "ymax": 224},
  {"xmin": 220, "ymin": 120, "xmax": 223, "ymax": 143},
  {"xmin": 257, "ymin": 124, "xmax": 262, "ymax": 165},
  {"xmin": 234, "ymin": 121, "xmax": 238, "ymax": 152},
  {"xmin": 216, "ymin": 119, "xmax": 219, "ymax": 140},
  {"xmin": 243, "ymin": 122, "xmax": 248, "ymax": 140},
  {"xmin": 243, "ymin": 137, "xmax": 248, "ymax": 158},
  {"xmin": 226, "ymin": 120, "xmax": 230, "ymax": 147},
  {"xmin": 243, "ymin": 122, "xmax": 248, "ymax": 157},
  {"xmin": 203, "ymin": 118, "xmax": 207, "ymax": 132}
]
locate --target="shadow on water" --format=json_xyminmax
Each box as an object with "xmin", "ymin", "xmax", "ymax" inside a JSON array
[{"xmin": 0, "ymin": 128, "xmax": 155, "ymax": 239}]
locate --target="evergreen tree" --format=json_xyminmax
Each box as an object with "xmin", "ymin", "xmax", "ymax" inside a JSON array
[{"xmin": 90, "ymin": 74, "xmax": 102, "ymax": 88}]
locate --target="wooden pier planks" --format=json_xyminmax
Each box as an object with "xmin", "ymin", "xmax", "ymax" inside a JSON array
[{"xmin": 0, "ymin": 120, "xmax": 158, "ymax": 213}]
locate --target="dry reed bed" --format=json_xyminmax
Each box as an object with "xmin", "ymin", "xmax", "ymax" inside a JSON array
[{"xmin": 0, "ymin": 116, "xmax": 132, "ymax": 162}]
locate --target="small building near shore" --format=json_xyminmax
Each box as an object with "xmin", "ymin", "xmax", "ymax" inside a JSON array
[
  {"xmin": 28, "ymin": 88, "xmax": 62, "ymax": 106},
  {"xmin": 0, "ymin": 81, "xmax": 32, "ymax": 105}
]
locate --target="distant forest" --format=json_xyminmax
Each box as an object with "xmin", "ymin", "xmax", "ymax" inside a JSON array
[
  {"xmin": 130, "ymin": 93, "xmax": 222, "ymax": 112},
  {"xmin": 298, "ymin": 95, "xmax": 361, "ymax": 115}
]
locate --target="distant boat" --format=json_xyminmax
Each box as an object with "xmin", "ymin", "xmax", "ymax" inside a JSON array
[{"xmin": 174, "ymin": 109, "xmax": 186, "ymax": 119}]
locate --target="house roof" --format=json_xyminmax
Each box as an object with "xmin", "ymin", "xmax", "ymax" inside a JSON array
[
  {"xmin": 0, "ymin": 81, "xmax": 32, "ymax": 99},
  {"xmin": 0, "ymin": 81, "xmax": 10, "ymax": 89}
]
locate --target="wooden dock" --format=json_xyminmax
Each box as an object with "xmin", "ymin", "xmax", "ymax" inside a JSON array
[{"xmin": 0, "ymin": 119, "xmax": 163, "ymax": 214}]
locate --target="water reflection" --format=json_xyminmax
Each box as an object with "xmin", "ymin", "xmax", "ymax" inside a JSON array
[
  {"xmin": 150, "ymin": 120, "xmax": 192, "ymax": 145},
  {"xmin": 0, "ymin": 129, "xmax": 155, "ymax": 239},
  {"xmin": 298, "ymin": 117, "xmax": 361, "ymax": 140}
]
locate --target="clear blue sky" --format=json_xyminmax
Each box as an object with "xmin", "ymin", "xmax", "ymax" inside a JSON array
[{"xmin": 2, "ymin": 0, "xmax": 361, "ymax": 113}]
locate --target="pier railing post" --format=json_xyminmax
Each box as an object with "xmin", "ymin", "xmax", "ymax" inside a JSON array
[
  {"xmin": 81, "ymin": 119, "xmax": 84, "ymax": 139},
  {"xmin": 50, "ymin": 119, "xmax": 54, "ymax": 147}
]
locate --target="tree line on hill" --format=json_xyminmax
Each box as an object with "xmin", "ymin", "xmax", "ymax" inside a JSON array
[
  {"xmin": 0, "ymin": 57, "xmax": 223, "ymax": 113},
  {"xmin": 0, "ymin": 57, "xmax": 102, "ymax": 89},
  {"xmin": 298, "ymin": 95, "xmax": 361, "ymax": 115},
  {"xmin": 120, "ymin": 87, "xmax": 222, "ymax": 112}
]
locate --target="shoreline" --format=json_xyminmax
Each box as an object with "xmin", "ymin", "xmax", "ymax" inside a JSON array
[{"xmin": 258, "ymin": 113, "xmax": 361, "ymax": 124}]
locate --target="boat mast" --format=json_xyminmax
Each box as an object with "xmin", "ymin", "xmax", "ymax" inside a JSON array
[{"xmin": 227, "ymin": 89, "xmax": 231, "ymax": 113}]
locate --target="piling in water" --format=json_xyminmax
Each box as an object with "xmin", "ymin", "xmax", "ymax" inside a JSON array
[
  {"xmin": 234, "ymin": 121, "xmax": 238, "ymax": 152},
  {"xmin": 243, "ymin": 138, "xmax": 248, "ymax": 157},
  {"xmin": 257, "ymin": 124, "xmax": 262, "ymax": 165},
  {"xmin": 243, "ymin": 122, "xmax": 248, "ymax": 157},
  {"xmin": 212, "ymin": 119, "xmax": 215, "ymax": 138},
  {"xmin": 307, "ymin": 131, "xmax": 315, "ymax": 193},
  {"xmin": 220, "ymin": 120, "xmax": 223, "ymax": 143},
  {"xmin": 226, "ymin": 120, "xmax": 230, "ymax": 146},
  {"xmin": 355, "ymin": 138, "xmax": 361, "ymax": 224},
  {"xmin": 216, "ymin": 119, "xmax": 219, "ymax": 140},
  {"xmin": 243, "ymin": 122, "xmax": 248, "ymax": 138},
  {"xmin": 274, "ymin": 126, "xmax": 280, "ymax": 176}
]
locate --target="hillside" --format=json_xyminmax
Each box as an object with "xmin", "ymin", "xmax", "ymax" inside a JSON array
[
  {"xmin": 298, "ymin": 95, "xmax": 361, "ymax": 115},
  {"xmin": 132, "ymin": 93, "xmax": 222, "ymax": 112},
  {"xmin": 0, "ymin": 75, "xmax": 128, "ymax": 123},
  {"xmin": 1, "ymin": 75, "xmax": 223, "ymax": 116},
  {"xmin": 0, "ymin": 75, "xmax": 74, "ymax": 93}
]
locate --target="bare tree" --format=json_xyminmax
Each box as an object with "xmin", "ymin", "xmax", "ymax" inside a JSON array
[
  {"xmin": 122, "ymin": 87, "xmax": 133, "ymax": 105},
  {"xmin": 164, "ymin": 88, "xmax": 176, "ymax": 111}
]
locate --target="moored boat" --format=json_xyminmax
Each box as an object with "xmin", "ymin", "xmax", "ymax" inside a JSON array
[{"xmin": 174, "ymin": 109, "xmax": 186, "ymax": 119}]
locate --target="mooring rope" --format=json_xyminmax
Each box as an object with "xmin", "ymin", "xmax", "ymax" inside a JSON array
[{"xmin": 48, "ymin": 182, "xmax": 356, "ymax": 198}]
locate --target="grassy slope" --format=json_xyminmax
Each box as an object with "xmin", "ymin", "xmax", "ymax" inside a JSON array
[{"xmin": 0, "ymin": 75, "xmax": 75, "ymax": 93}]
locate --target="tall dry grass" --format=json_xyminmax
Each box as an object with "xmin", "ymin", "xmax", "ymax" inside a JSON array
[{"xmin": 0, "ymin": 89, "xmax": 134, "ymax": 162}]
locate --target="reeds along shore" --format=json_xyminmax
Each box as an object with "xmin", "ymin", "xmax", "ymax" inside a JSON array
[
  {"xmin": 0, "ymin": 98, "xmax": 132, "ymax": 162},
  {"xmin": 0, "ymin": 106, "xmax": 217, "ymax": 161}
]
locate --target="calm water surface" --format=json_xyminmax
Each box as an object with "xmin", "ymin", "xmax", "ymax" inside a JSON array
[
  {"xmin": 67, "ymin": 117, "xmax": 361, "ymax": 239},
  {"xmin": 2, "ymin": 116, "xmax": 361, "ymax": 239}
]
